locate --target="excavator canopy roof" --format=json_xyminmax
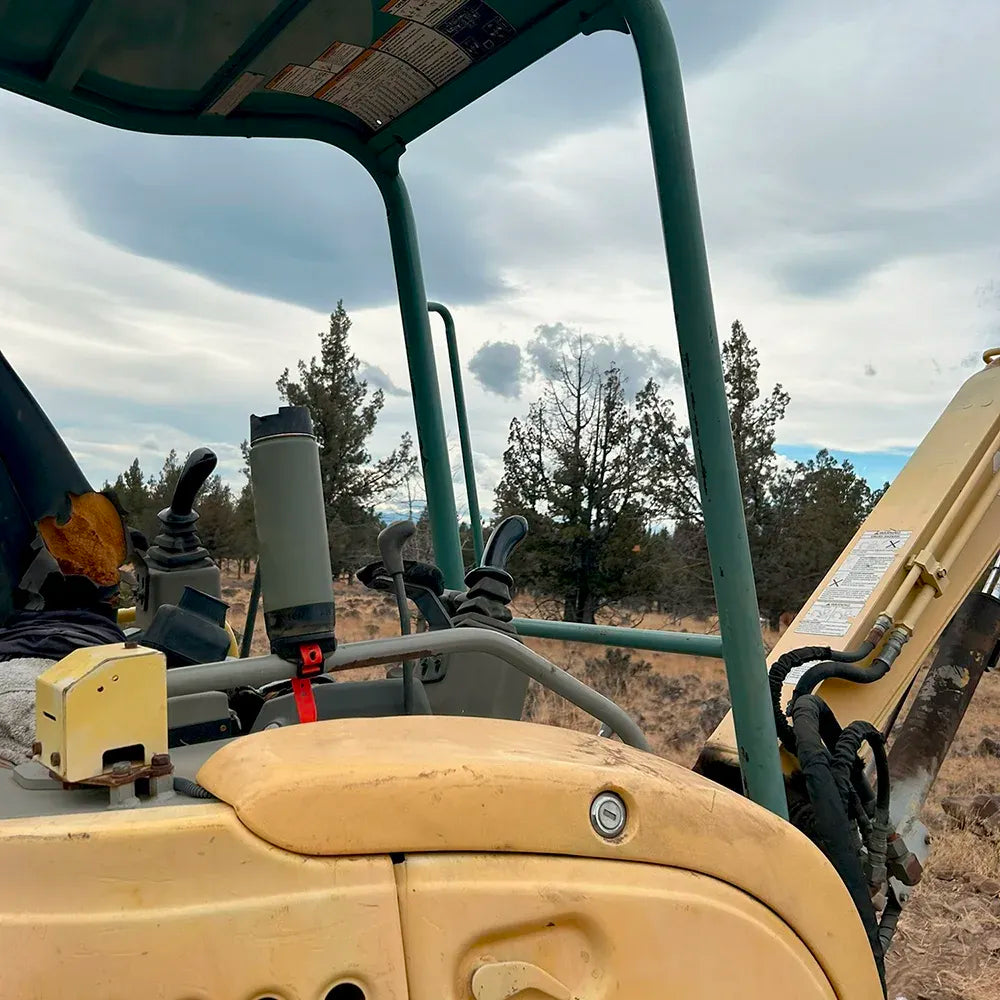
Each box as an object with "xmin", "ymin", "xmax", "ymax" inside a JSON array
[{"xmin": 0, "ymin": 0, "xmax": 623, "ymax": 161}]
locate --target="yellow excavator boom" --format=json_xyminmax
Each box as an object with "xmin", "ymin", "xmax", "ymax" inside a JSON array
[{"xmin": 701, "ymin": 353, "xmax": 1000, "ymax": 779}]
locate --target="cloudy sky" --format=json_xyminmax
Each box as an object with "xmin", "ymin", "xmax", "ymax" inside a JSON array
[{"xmin": 2, "ymin": 0, "xmax": 999, "ymax": 523}]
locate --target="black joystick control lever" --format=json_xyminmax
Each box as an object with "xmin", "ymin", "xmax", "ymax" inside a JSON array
[
  {"xmin": 481, "ymin": 514, "xmax": 528, "ymax": 572},
  {"xmin": 378, "ymin": 521, "xmax": 415, "ymax": 636},
  {"xmin": 356, "ymin": 560, "xmax": 454, "ymax": 631},
  {"xmin": 377, "ymin": 520, "xmax": 423, "ymax": 714},
  {"xmin": 133, "ymin": 446, "xmax": 222, "ymax": 629},
  {"xmin": 453, "ymin": 515, "xmax": 529, "ymax": 634},
  {"xmin": 148, "ymin": 447, "xmax": 218, "ymax": 564},
  {"xmin": 168, "ymin": 447, "xmax": 217, "ymax": 521}
]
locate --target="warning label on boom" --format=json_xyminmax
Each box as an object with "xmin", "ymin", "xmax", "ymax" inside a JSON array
[{"xmin": 794, "ymin": 529, "xmax": 912, "ymax": 639}]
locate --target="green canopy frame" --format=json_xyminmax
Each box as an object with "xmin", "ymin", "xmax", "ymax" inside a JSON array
[{"xmin": 0, "ymin": 0, "xmax": 786, "ymax": 817}]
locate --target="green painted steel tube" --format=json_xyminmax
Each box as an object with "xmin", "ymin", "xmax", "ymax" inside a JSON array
[
  {"xmin": 618, "ymin": 0, "xmax": 787, "ymax": 819},
  {"xmin": 380, "ymin": 173, "xmax": 465, "ymax": 588},
  {"xmin": 427, "ymin": 301, "xmax": 485, "ymax": 565},
  {"xmin": 513, "ymin": 618, "xmax": 724, "ymax": 658}
]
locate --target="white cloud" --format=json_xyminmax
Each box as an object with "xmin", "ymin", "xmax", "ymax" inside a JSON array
[
  {"xmin": 438, "ymin": 0, "xmax": 1000, "ymax": 455},
  {"xmin": 2, "ymin": 0, "xmax": 1000, "ymax": 521}
]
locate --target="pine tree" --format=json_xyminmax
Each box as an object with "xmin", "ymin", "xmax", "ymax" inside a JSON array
[
  {"xmin": 722, "ymin": 320, "xmax": 790, "ymax": 535},
  {"xmin": 111, "ymin": 458, "xmax": 150, "ymax": 537},
  {"xmin": 230, "ymin": 482, "xmax": 257, "ymax": 578},
  {"xmin": 193, "ymin": 475, "xmax": 235, "ymax": 564},
  {"xmin": 640, "ymin": 320, "xmax": 788, "ymax": 532},
  {"xmin": 756, "ymin": 450, "xmax": 882, "ymax": 623},
  {"xmin": 277, "ymin": 301, "xmax": 416, "ymax": 575},
  {"xmin": 497, "ymin": 335, "xmax": 658, "ymax": 623}
]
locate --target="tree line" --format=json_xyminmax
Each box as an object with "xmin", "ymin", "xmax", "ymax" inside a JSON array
[
  {"xmin": 497, "ymin": 320, "xmax": 886, "ymax": 624},
  {"xmin": 107, "ymin": 305, "xmax": 886, "ymax": 625}
]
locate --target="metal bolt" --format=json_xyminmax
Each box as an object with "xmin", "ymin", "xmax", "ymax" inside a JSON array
[
  {"xmin": 111, "ymin": 761, "xmax": 131, "ymax": 774},
  {"xmin": 49, "ymin": 751, "xmax": 61, "ymax": 768},
  {"xmin": 124, "ymin": 640, "xmax": 138, "ymax": 649},
  {"xmin": 936, "ymin": 568, "xmax": 948, "ymax": 579},
  {"xmin": 590, "ymin": 791, "xmax": 627, "ymax": 839},
  {"xmin": 151, "ymin": 753, "xmax": 170, "ymax": 768}
]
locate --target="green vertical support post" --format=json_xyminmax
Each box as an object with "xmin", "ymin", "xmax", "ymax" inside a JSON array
[
  {"xmin": 379, "ymin": 172, "xmax": 465, "ymax": 588},
  {"xmin": 620, "ymin": 0, "xmax": 787, "ymax": 818},
  {"xmin": 428, "ymin": 301, "xmax": 485, "ymax": 565}
]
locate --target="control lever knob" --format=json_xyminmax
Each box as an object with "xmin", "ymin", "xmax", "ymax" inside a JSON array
[
  {"xmin": 165, "ymin": 447, "xmax": 217, "ymax": 522},
  {"xmin": 377, "ymin": 519, "xmax": 418, "ymax": 713},
  {"xmin": 378, "ymin": 520, "xmax": 416, "ymax": 577},
  {"xmin": 481, "ymin": 515, "xmax": 528, "ymax": 572}
]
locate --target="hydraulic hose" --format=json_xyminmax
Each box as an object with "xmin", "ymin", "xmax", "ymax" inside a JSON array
[
  {"xmin": 767, "ymin": 628, "xmax": 885, "ymax": 752},
  {"xmin": 878, "ymin": 891, "xmax": 903, "ymax": 953},
  {"xmin": 792, "ymin": 627, "xmax": 908, "ymax": 706},
  {"xmin": 769, "ymin": 622, "xmax": 902, "ymax": 996},
  {"xmin": 769, "ymin": 644, "xmax": 881, "ymax": 839},
  {"xmin": 173, "ymin": 776, "xmax": 216, "ymax": 799},
  {"xmin": 834, "ymin": 721, "xmax": 892, "ymax": 898},
  {"xmin": 792, "ymin": 696, "xmax": 886, "ymax": 992},
  {"xmin": 833, "ymin": 722, "xmax": 890, "ymax": 818},
  {"xmin": 768, "ymin": 645, "xmax": 834, "ymax": 752}
]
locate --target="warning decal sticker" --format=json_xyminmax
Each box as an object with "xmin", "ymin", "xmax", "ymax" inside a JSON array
[
  {"xmin": 794, "ymin": 529, "xmax": 912, "ymax": 639},
  {"xmin": 383, "ymin": 0, "xmax": 515, "ymax": 59},
  {"xmin": 314, "ymin": 42, "xmax": 366, "ymax": 75},
  {"xmin": 205, "ymin": 72, "xmax": 266, "ymax": 116},
  {"xmin": 318, "ymin": 50, "xmax": 434, "ymax": 130},
  {"xmin": 206, "ymin": 0, "xmax": 516, "ymax": 125},
  {"xmin": 381, "ymin": 0, "xmax": 464, "ymax": 26},
  {"xmin": 267, "ymin": 64, "xmax": 333, "ymax": 97},
  {"xmin": 375, "ymin": 21, "xmax": 471, "ymax": 86},
  {"xmin": 436, "ymin": 0, "xmax": 516, "ymax": 60}
]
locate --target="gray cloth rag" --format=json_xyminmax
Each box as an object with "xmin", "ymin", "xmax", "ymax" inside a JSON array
[{"xmin": 0, "ymin": 657, "xmax": 55, "ymax": 765}]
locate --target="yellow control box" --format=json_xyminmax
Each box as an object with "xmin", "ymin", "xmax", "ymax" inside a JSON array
[{"xmin": 35, "ymin": 643, "xmax": 167, "ymax": 784}]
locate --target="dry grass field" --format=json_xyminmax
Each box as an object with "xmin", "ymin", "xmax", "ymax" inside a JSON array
[{"xmin": 222, "ymin": 568, "xmax": 1000, "ymax": 999}]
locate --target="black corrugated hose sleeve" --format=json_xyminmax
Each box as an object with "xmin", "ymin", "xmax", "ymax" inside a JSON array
[
  {"xmin": 173, "ymin": 776, "xmax": 216, "ymax": 799},
  {"xmin": 768, "ymin": 640, "xmax": 876, "ymax": 753},
  {"xmin": 879, "ymin": 891, "xmax": 903, "ymax": 953},
  {"xmin": 792, "ymin": 696, "xmax": 886, "ymax": 994},
  {"xmin": 834, "ymin": 722, "xmax": 890, "ymax": 818},
  {"xmin": 768, "ymin": 645, "xmax": 832, "ymax": 752}
]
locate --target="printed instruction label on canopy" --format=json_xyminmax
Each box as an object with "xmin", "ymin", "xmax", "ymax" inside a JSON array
[
  {"xmin": 318, "ymin": 50, "xmax": 434, "ymax": 128},
  {"xmin": 376, "ymin": 21, "xmax": 471, "ymax": 86},
  {"xmin": 206, "ymin": 0, "xmax": 516, "ymax": 127},
  {"xmin": 267, "ymin": 64, "xmax": 334, "ymax": 97},
  {"xmin": 382, "ymin": 0, "xmax": 465, "ymax": 26},
  {"xmin": 314, "ymin": 42, "xmax": 366, "ymax": 74},
  {"xmin": 205, "ymin": 72, "xmax": 267, "ymax": 115}
]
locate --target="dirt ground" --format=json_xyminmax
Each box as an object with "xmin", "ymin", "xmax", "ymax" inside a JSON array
[{"xmin": 221, "ymin": 567, "xmax": 1000, "ymax": 999}]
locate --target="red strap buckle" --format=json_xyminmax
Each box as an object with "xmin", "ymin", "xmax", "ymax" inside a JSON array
[
  {"xmin": 290, "ymin": 677, "xmax": 317, "ymax": 724},
  {"xmin": 298, "ymin": 642, "xmax": 323, "ymax": 677},
  {"xmin": 290, "ymin": 643, "xmax": 323, "ymax": 724}
]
